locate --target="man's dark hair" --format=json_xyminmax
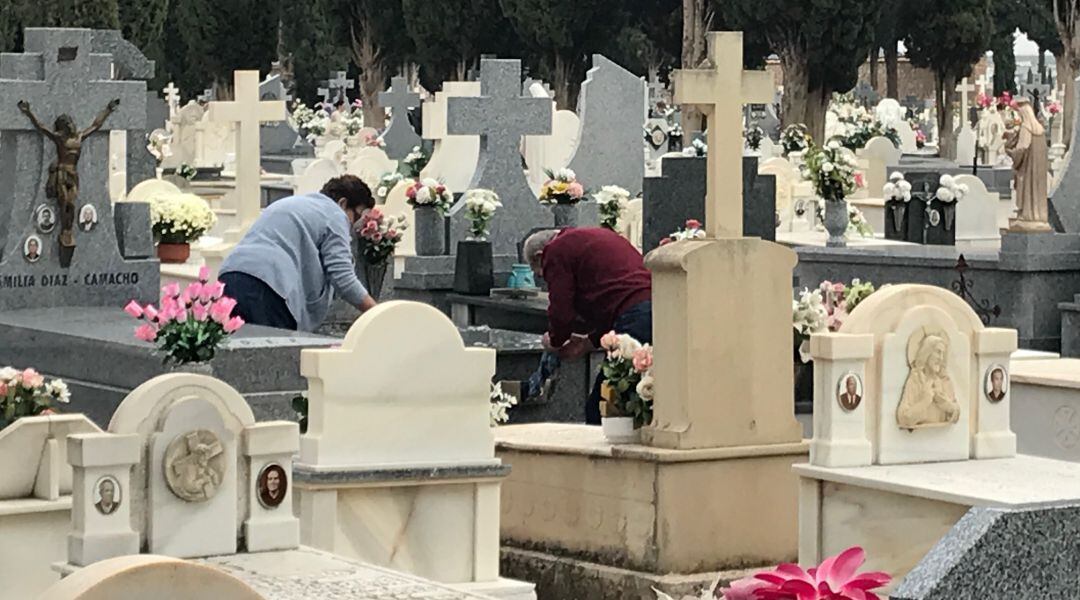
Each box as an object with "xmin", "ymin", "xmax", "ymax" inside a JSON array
[{"xmin": 321, "ymin": 175, "xmax": 375, "ymax": 211}]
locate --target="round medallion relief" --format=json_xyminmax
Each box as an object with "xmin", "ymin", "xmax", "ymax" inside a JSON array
[{"xmin": 163, "ymin": 429, "xmax": 227, "ymax": 503}]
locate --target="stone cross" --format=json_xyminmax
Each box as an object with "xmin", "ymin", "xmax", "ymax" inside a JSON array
[
  {"xmin": 446, "ymin": 59, "xmax": 553, "ymax": 256},
  {"xmin": 976, "ymin": 74, "xmax": 990, "ymax": 97},
  {"xmin": 378, "ymin": 75, "xmax": 422, "ymax": 159},
  {"xmin": 207, "ymin": 71, "xmax": 286, "ymax": 241},
  {"xmin": 673, "ymin": 31, "xmax": 774, "ymax": 238},
  {"xmin": 198, "ymin": 88, "xmax": 213, "ymax": 103},
  {"xmin": 326, "ymin": 70, "xmax": 354, "ymax": 104},
  {"xmin": 164, "ymin": 82, "xmax": 180, "ymax": 119},
  {"xmin": 956, "ymin": 78, "xmax": 976, "ymax": 127},
  {"xmin": 0, "ymin": 28, "xmax": 157, "ymax": 309},
  {"xmin": 316, "ymin": 86, "xmax": 331, "ymax": 105}
]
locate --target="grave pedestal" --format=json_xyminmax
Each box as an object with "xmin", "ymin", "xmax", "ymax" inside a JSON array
[
  {"xmin": 1010, "ymin": 358, "xmax": 1080, "ymax": 462},
  {"xmin": 496, "ymin": 425, "xmax": 808, "ymax": 599},
  {"xmin": 795, "ymin": 456, "xmax": 1080, "ymax": 594}
]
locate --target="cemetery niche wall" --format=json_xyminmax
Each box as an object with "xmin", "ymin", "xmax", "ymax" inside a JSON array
[{"xmin": 0, "ymin": 28, "xmax": 336, "ymax": 428}]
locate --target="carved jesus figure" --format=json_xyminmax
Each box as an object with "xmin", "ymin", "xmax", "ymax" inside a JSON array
[
  {"xmin": 17, "ymin": 99, "xmax": 120, "ymax": 265},
  {"xmin": 897, "ymin": 331, "xmax": 961, "ymax": 429}
]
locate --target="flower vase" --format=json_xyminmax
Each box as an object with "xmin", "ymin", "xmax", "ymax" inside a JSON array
[
  {"xmin": 170, "ymin": 362, "xmax": 214, "ymax": 376},
  {"xmin": 157, "ymin": 242, "xmax": 191, "ymax": 264},
  {"xmin": 413, "ymin": 205, "xmax": 446, "ymax": 256},
  {"xmin": 453, "ymin": 240, "xmax": 494, "ymax": 296},
  {"xmin": 601, "ymin": 416, "xmax": 640, "ymax": 444},
  {"xmin": 824, "ymin": 200, "xmax": 849, "ymax": 248},
  {"xmin": 361, "ymin": 260, "xmax": 389, "ymax": 301},
  {"xmin": 884, "ymin": 200, "xmax": 908, "ymax": 241},
  {"xmin": 924, "ymin": 199, "xmax": 956, "ymax": 246},
  {"xmin": 551, "ymin": 203, "xmax": 579, "ymax": 228},
  {"xmin": 905, "ymin": 197, "xmax": 928, "ymax": 244}
]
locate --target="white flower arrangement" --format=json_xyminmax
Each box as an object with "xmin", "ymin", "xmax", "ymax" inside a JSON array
[
  {"xmin": 147, "ymin": 129, "xmax": 172, "ymax": 163},
  {"xmin": 401, "ymin": 145, "xmax": 431, "ymax": 178},
  {"xmin": 594, "ymin": 185, "xmax": 630, "ymax": 230},
  {"xmin": 0, "ymin": 366, "xmax": 70, "ymax": 429},
  {"xmin": 490, "ymin": 382, "xmax": 518, "ymax": 427},
  {"xmin": 463, "ymin": 189, "xmax": 502, "ymax": 240},
  {"xmin": 660, "ymin": 219, "xmax": 705, "ymax": 245},
  {"xmin": 802, "ymin": 142, "xmax": 862, "ymax": 202},
  {"xmin": 292, "ymin": 101, "xmax": 329, "ymax": 141},
  {"xmin": 683, "ymin": 137, "xmax": 708, "ymax": 157},
  {"xmin": 882, "ymin": 172, "xmax": 913, "ymax": 202},
  {"xmin": 406, "ymin": 178, "xmax": 454, "ymax": 214},
  {"xmin": 374, "ymin": 172, "xmax": 405, "ymax": 201},
  {"xmin": 149, "ymin": 192, "xmax": 217, "ymax": 244},
  {"xmin": 934, "ymin": 174, "xmax": 969, "ymax": 204},
  {"xmin": 847, "ymin": 204, "xmax": 874, "ymax": 238},
  {"xmin": 793, "ymin": 288, "xmax": 828, "ymax": 339}
]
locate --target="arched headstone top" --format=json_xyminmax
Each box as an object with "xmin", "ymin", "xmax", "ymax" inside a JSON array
[
  {"xmin": 39, "ymin": 555, "xmax": 266, "ymax": 600},
  {"xmin": 841, "ymin": 284, "xmax": 985, "ymax": 336},
  {"xmin": 109, "ymin": 373, "xmax": 255, "ymax": 437}
]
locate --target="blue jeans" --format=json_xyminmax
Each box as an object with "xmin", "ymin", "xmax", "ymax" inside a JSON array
[{"xmin": 219, "ymin": 272, "xmax": 297, "ymax": 330}]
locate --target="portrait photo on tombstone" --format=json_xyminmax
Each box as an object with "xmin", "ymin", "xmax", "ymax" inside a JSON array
[
  {"xmin": 837, "ymin": 373, "xmax": 863, "ymax": 411},
  {"xmin": 985, "ymin": 365, "xmax": 1008, "ymax": 403},
  {"xmin": 94, "ymin": 475, "xmax": 121, "ymax": 515},
  {"xmin": 79, "ymin": 204, "xmax": 98, "ymax": 232},
  {"xmin": 34, "ymin": 205, "xmax": 56, "ymax": 234},
  {"xmin": 24, "ymin": 236, "xmax": 42, "ymax": 263},
  {"xmin": 257, "ymin": 463, "xmax": 288, "ymax": 509}
]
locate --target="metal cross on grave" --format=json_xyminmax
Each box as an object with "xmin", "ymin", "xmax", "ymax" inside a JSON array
[
  {"xmin": 446, "ymin": 59, "xmax": 552, "ymax": 256},
  {"xmin": 327, "ymin": 70, "xmax": 354, "ymax": 104},
  {"xmin": 163, "ymin": 82, "xmax": 181, "ymax": 120},
  {"xmin": 0, "ymin": 28, "xmax": 144, "ymax": 269},
  {"xmin": 378, "ymin": 76, "xmax": 422, "ymax": 158},
  {"xmin": 956, "ymin": 78, "xmax": 976, "ymax": 129},
  {"xmin": 673, "ymin": 31, "xmax": 774, "ymax": 238},
  {"xmin": 207, "ymin": 71, "xmax": 286, "ymax": 242}
]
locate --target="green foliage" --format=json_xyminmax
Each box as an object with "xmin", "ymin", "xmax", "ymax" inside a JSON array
[
  {"xmin": 990, "ymin": 0, "xmax": 1022, "ymax": 93},
  {"xmin": 401, "ymin": 0, "xmax": 507, "ymax": 87},
  {"xmin": 904, "ymin": 0, "xmax": 993, "ymax": 82},
  {"xmin": 281, "ymin": 0, "xmax": 349, "ymax": 103},
  {"xmin": 54, "ymin": 0, "xmax": 120, "ymax": 29},
  {"xmin": 118, "ymin": 0, "xmax": 169, "ymax": 83},
  {"xmin": 155, "ymin": 318, "xmax": 229, "ymax": 365}
]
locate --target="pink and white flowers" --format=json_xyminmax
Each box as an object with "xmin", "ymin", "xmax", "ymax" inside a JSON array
[
  {"xmin": 406, "ymin": 178, "xmax": 454, "ymax": 214},
  {"xmin": 462, "ymin": 189, "xmax": 502, "ymax": 241},
  {"xmin": 600, "ymin": 332, "xmax": 653, "ymax": 428},
  {"xmin": 0, "ymin": 366, "xmax": 69, "ymax": 429},
  {"xmin": 356, "ymin": 207, "xmax": 407, "ymax": 265},
  {"xmin": 125, "ymin": 266, "xmax": 244, "ymax": 365},
  {"xmin": 660, "ymin": 219, "xmax": 705, "ymax": 246},
  {"xmin": 539, "ymin": 168, "xmax": 585, "ymax": 205},
  {"xmin": 716, "ymin": 546, "xmax": 890, "ymax": 600}
]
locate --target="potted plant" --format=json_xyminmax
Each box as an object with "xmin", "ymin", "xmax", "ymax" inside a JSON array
[
  {"xmin": 149, "ymin": 192, "xmax": 217, "ymax": 263},
  {"xmin": 406, "ymin": 177, "xmax": 454, "ymax": 256},
  {"xmin": 883, "ymin": 172, "xmax": 913, "ymax": 241},
  {"xmin": 780, "ymin": 123, "xmax": 812, "ymax": 157},
  {"xmin": 594, "ymin": 185, "xmax": 630, "ymax": 231},
  {"xmin": 802, "ymin": 141, "xmax": 863, "ymax": 248},
  {"xmin": 926, "ymin": 174, "xmax": 967, "ymax": 246},
  {"xmin": 124, "ymin": 266, "xmax": 245, "ymax": 369},
  {"xmin": 355, "ymin": 207, "xmax": 407, "ymax": 300},
  {"xmin": 489, "ymin": 382, "xmax": 518, "ymax": 427},
  {"xmin": 454, "ymin": 189, "xmax": 501, "ymax": 295},
  {"xmin": 0, "ymin": 367, "xmax": 70, "ymax": 430},
  {"xmin": 598, "ymin": 332, "xmax": 653, "ymax": 443},
  {"xmin": 538, "ymin": 168, "xmax": 585, "ymax": 227}
]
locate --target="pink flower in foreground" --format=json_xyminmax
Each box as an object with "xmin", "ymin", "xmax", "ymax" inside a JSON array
[
  {"xmin": 0, "ymin": 383, "xmax": 7, "ymax": 396},
  {"xmin": 719, "ymin": 576, "xmax": 771, "ymax": 600},
  {"xmin": 722, "ymin": 546, "xmax": 890, "ymax": 600},
  {"xmin": 134, "ymin": 324, "xmax": 158, "ymax": 343},
  {"xmin": 210, "ymin": 297, "xmax": 237, "ymax": 324},
  {"xmin": 143, "ymin": 304, "xmax": 159, "ymax": 322},
  {"xmin": 22, "ymin": 368, "xmax": 44, "ymax": 388},
  {"xmin": 192, "ymin": 303, "xmax": 209, "ymax": 322},
  {"xmin": 686, "ymin": 219, "xmax": 702, "ymax": 230},
  {"xmin": 632, "ymin": 346, "xmax": 653, "ymax": 373},
  {"xmin": 599, "ymin": 331, "xmax": 620, "ymax": 354},
  {"xmin": 854, "ymin": 173, "xmax": 865, "ymax": 188},
  {"xmin": 567, "ymin": 182, "xmax": 584, "ymax": 198},
  {"xmin": 223, "ymin": 316, "xmax": 245, "ymax": 334},
  {"xmin": 198, "ymin": 265, "xmax": 210, "ymax": 283},
  {"xmin": 161, "ymin": 282, "xmax": 181, "ymax": 299},
  {"xmin": 124, "ymin": 300, "xmax": 144, "ymax": 319}
]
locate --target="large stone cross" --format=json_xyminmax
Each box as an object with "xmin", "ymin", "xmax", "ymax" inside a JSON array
[
  {"xmin": 0, "ymin": 27, "xmax": 157, "ymax": 307},
  {"xmin": 207, "ymin": 70, "xmax": 285, "ymax": 241},
  {"xmin": 673, "ymin": 32, "xmax": 773, "ymax": 238},
  {"xmin": 163, "ymin": 81, "xmax": 180, "ymax": 119},
  {"xmin": 378, "ymin": 75, "xmax": 422, "ymax": 159},
  {"xmin": 446, "ymin": 59, "xmax": 553, "ymax": 256},
  {"xmin": 327, "ymin": 70, "xmax": 354, "ymax": 103},
  {"xmin": 956, "ymin": 78, "xmax": 976, "ymax": 126},
  {"xmin": 975, "ymin": 74, "xmax": 989, "ymax": 97}
]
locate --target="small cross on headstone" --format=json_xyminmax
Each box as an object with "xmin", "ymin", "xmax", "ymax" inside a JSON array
[
  {"xmin": 207, "ymin": 70, "xmax": 286, "ymax": 241},
  {"xmin": 163, "ymin": 82, "xmax": 180, "ymax": 119},
  {"xmin": 673, "ymin": 31, "xmax": 774, "ymax": 238},
  {"xmin": 378, "ymin": 75, "xmax": 422, "ymax": 159},
  {"xmin": 446, "ymin": 59, "xmax": 553, "ymax": 256},
  {"xmin": 975, "ymin": 74, "xmax": 989, "ymax": 97},
  {"xmin": 316, "ymin": 86, "xmax": 331, "ymax": 106},
  {"xmin": 326, "ymin": 70, "xmax": 354, "ymax": 104},
  {"xmin": 956, "ymin": 78, "xmax": 976, "ymax": 129}
]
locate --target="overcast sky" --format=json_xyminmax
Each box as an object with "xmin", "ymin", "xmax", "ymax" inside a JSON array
[{"xmin": 1014, "ymin": 31, "xmax": 1041, "ymax": 56}]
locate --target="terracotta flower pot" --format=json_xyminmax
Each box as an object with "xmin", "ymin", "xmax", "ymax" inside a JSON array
[{"xmin": 157, "ymin": 242, "xmax": 191, "ymax": 264}]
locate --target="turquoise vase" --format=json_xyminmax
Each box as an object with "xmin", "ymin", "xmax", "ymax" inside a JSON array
[{"xmin": 507, "ymin": 264, "xmax": 536, "ymax": 289}]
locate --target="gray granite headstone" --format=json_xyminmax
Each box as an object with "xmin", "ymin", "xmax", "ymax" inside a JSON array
[
  {"xmin": 325, "ymin": 70, "xmax": 354, "ymax": 104},
  {"xmin": 91, "ymin": 29, "xmax": 160, "ymax": 190},
  {"xmin": 566, "ymin": 55, "xmax": 646, "ymax": 195},
  {"xmin": 260, "ymin": 74, "xmax": 309, "ymax": 156},
  {"xmin": 642, "ymin": 155, "xmax": 774, "ymax": 253},
  {"xmin": 378, "ymin": 75, "xmax": 422, "ymax": 160},
  {"xmin": 1050, "ymin": 75, "xmax": 1080, "ymax": 233},
  {"xmin": 446, "ymin": 59, "xmax": 554, "ymax": 257},
  {"xmin": 892, "ymin": 504, "xmax": 1080, "ymax": 600},
  {"xmin": 0, "ymin": 27, "xmax": 158, "ymax": 309}
]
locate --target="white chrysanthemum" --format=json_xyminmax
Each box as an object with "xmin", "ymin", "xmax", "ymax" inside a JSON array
[
  {"xmin": 0, "ymin": 367, "xmax": 17, "ymax": 381},
  {"xmin": 616, "ymin": 334, "xmax": 642, "ymax": 360},
  {"xmin": 939, "ymin": 174, "xmax": 955, "ymax": 188},
  {"xmin": 883, "ymin": 182, "xmax": 897, "ymax": 199},
  {"xmin": 45, "ymin": 379, "xmax": 70, "ymax": 404},
  {"xmin": 821, "ymin": 162, "xmax": 835, "ymax": 173},
  {"xmin": 936, "ymin": 187, "xmax": 955, "ymax": 202},
  {"xmin": 898, "ymin": 180, "xmax": 912, "ymax": 193}
]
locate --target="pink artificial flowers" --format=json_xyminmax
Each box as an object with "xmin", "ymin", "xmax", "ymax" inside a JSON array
[{"xmin": 719, "ymin": 546, "xmax": 890, "ymax": 600}]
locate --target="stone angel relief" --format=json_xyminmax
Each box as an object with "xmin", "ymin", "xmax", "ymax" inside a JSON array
[
  {"xmin": 896, "ymin": 328, "xmax": 961, "ymax": 430},
  {"xmin": 17, "ymin": 98, "xmax": 120, "ymax": 267},
  {"xmin": 164, "ymin": 430, "xmax": 226, "ymax": 503}
]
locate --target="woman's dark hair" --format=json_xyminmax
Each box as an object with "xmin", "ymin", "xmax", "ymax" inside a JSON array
[{"xmin": 321, "ymin": 175, "xmax": 375, "ymax": 211}]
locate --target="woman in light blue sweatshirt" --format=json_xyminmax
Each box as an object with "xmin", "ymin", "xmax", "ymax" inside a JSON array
[{"xmin": 219, "ymin": 175, "xmax": 378, "ymax": 331}]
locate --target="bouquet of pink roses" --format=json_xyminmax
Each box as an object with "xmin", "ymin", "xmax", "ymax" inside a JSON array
[
  {"xmin": 598, "ymin": 331, "xmax": 654, "ymax": 428},
  {"xmin": 125, "ymin": 266, "xmax": 244, "ymax": 365},
  {"xmin": 0, "ymin": 366, "xmax": 69, "ymax": 429},
  {"xmin": 355, "ymin": 207, "xmax": 407, "ymax": 265}
]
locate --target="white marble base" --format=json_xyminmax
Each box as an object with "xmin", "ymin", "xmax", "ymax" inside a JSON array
[
  {"xmin": 0, "ymin": 498, "xmax": 69, "ymax": 599},
  {"xmin": 1011, "ymin": 358, "xmax": 1080, "ymax": 462},
  {"xmin": 796, "ymin": 455, "xmax": 1080, "ymax": 588},
  {"xmin": 451, "ymin": 578, "xmax": 536, "ymax": 600},
  {"xmin": 776, "ymin": 230, "xmax": 911, "ymax": 248}
]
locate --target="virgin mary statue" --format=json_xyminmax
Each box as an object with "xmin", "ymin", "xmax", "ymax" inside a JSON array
[{"xmin": 1006, "ymin": 97, "xmax": 1052, "ymax": 232}]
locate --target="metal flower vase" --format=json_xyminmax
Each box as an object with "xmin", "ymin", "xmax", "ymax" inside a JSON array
[
  {"xmin": 824, "ymin": 199, "xmax": 848, "ymax": 248},
  {"xmin": 413, "ymin": 205, "xmax": 445, "ymax": 256},
  {"xmin": 551, "ymin": 203, "xmax": 579, "ymax": 228}
]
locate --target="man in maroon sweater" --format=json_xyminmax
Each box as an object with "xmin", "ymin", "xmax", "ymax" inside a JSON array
[{"xmin": 523, "ymin": 228, "xmax": 652, "ymax": 424}]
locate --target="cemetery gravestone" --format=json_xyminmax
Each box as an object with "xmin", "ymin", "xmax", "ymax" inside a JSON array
[
  {"xmin": 325, "ymin": 70, "xmax": 354, "ymax": 104},
  {"xmin": 259, "ymin": 73, "xmax": 309, "ymax": 158},
  {"xmin": 446, "ymin": 59, "xmax": 554, "ymax": 257},
  {"xmin": 0, "ymin": 27, "xmax": 158, "ymax": 308},
  {"xmin": 421, "ymin": 82, "xmax": 481, "ymax": 193},
  {"xmin": 39, "ymin": 555, "xmax": 267, "ymax": 600},
  {"xmin": 379, "ymin": 76, "xmax": 422, "ymax": 160},
  {"xmin": 565, "ymin": 55, "xmax": 646, "ymax": 195},
  {"xmin": 1049, "ymin": 76, "xmax": 1080, "ymax": 233},
  {"xmin": 955, "ymin": 79, "xmax": 977, "ymax": 167},
  {"xmin": 523, "ymin": 82, "xmax": 580, "ymax": 193}
]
